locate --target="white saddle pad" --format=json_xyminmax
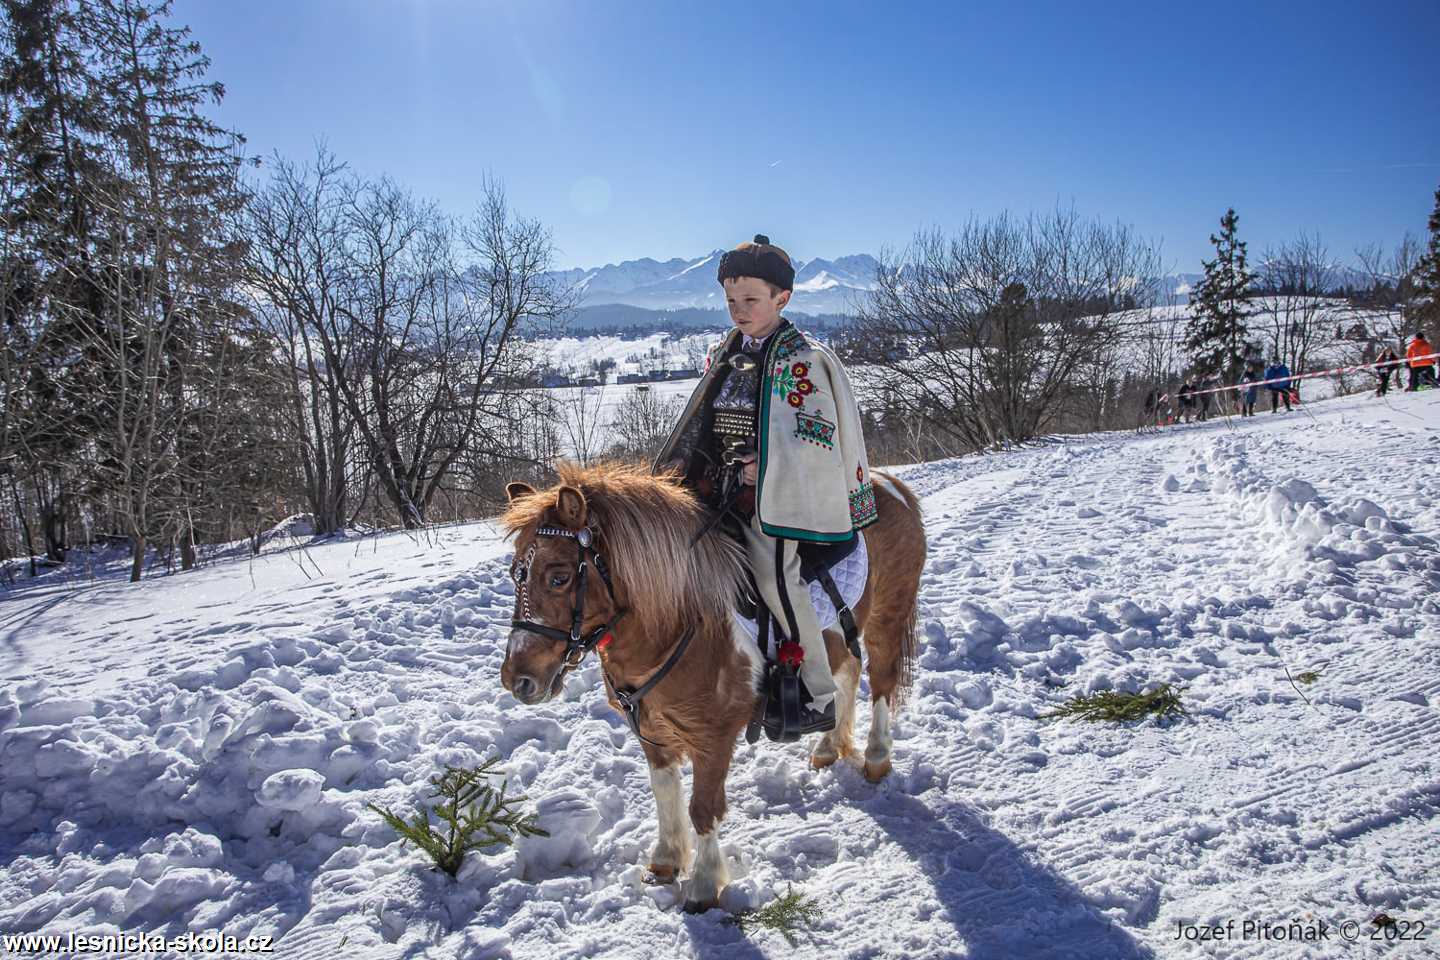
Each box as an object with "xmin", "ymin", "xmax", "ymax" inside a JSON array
[{"xmin": 734, "ymin": 531, "xmax": 868, "ymax": 652}]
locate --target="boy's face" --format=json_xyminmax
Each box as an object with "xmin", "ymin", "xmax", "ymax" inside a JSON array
[{"xmin": 723, "ymin": 276, "xmax": 789, "ymax": 339}]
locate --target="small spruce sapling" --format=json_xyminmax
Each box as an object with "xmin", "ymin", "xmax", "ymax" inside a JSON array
[
  {"xmin": 722, "ymin": 887, "xmax": 824, "ymax": 946},
  {"xmin": 367, "ymin": 758, "xmax": 547, "ymax": 877},
  {"xmin": 1041, "ymin": 683, "xmax": 1187, "ymax": 724}
]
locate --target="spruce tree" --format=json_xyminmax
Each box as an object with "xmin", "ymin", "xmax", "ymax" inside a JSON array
[
  {"xmin": 1410, "ymin": 186, "xmax": 1440, "ymax": 330},
  {"xmin": 80, "ymin": 0, "xmax": 254, "ymax": 576},
  {"xmin": 0, "ymin": 0, "xmax": 116, "ymax": 562},
  {"xmin": 1185, "ymin": 208, "xmax": 1254, "ymax": 379}
]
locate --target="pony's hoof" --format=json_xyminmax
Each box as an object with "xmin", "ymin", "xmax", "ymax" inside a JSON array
[
  {"xmin": 644, "ymin": 864, "xmax": 678, "ymax": 885},
  {"xmin": 810, "ymin": 750, "xmax": 839, "ymax": 769},
  {"xmin": 683, "ymin": 898, "xmax": 718, "ymax": 914},
  {"xmin": 863, "ymin": 758, "xmax": 892, "ymax": 782}
]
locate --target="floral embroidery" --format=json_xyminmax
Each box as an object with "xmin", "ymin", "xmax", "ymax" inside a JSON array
[
  {"xmin": 794, "ymin": 409, "xmax": 836, "ymax": 449},
  {"xmin": 781, "ymin": 360, "xmax": 815, "ymax": 407},
  {"xmin": 773, "ymin": 326, "xmax": 805, "ymax": 362},
  {"xmin": 771, "ymin": 364, "xmax": 796, "ymax": 398},
  {"xmin": 849, "ymin": 482, "xmax": 878, "ymax": 527}
]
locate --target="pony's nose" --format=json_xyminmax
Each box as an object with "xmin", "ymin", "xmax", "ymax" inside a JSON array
[{"xmin": 512, "ymin": 675, "xmax": 539, "ymax": 703}]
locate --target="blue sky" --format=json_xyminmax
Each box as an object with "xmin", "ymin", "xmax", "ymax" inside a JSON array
[{"xmin": 184, "ymin": 0, "xmax": 1440, "ymax": 272}]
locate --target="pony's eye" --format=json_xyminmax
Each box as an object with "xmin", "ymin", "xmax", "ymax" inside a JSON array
[{"xmin": 549, "ymin": 573, "xmax": 571, "ymax": 588}]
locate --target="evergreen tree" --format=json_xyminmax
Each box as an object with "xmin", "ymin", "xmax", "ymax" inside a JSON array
[
  {"xmin": 1185, "ymin": 208, "xmax": 1254, "ymax": 379},
  {"xmin": 1410, "ymin": 185, "xmax": 1440, "ymax": 330},
  {"xmin": 0, "ymin": 0, "xmax": 116, "ymax": 563},
  {"xmin": 3, "ymin": 0, "xmax": 259, "ymax": 579}
]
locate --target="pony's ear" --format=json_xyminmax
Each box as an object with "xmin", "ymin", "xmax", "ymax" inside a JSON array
[
  {"xmin": 505, "ymin": 481, "xmax": 536, "ymax": 503},
  {"xmin": 555, "ymin": 485, "xmax": 587, "ymax": 528}
]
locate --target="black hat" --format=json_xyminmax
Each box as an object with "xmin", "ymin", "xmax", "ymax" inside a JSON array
[{"xmin": 717, "ymin": 234, "xmax": 795, "ymax": 292}]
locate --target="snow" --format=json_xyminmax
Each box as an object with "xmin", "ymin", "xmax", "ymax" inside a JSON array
[{"xmin": 2, "ymin": 389, "xmax": 1438, "ymax": 958}]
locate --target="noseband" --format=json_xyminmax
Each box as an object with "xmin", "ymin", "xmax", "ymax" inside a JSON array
[{"xmin": 511, "ymin": 524, "xmax": 628, "ymax": 669}]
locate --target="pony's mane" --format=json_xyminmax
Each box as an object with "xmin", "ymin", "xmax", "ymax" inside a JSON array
[{"xmin": 501, "ymin": 461, "xmax": 745, "ymax": 637}]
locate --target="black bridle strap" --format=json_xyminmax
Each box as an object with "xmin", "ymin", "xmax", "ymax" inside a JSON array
[
  {"xmin": 510, "ymin": 523, "xmax": 627, "ymax": 668},
  {"xmin": 603, "ymin": 626, "xmax": 695, "ymax": 747}
]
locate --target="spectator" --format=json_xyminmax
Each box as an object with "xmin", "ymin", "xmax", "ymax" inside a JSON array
[
  {"xmin": 1374, "ymin": 346, "xmax": 1401, "ymax": 396},
  {"xmin": 1263, "ymin": 358, "xmax": 1292, "ymax": 413},
  {"xmin": 1406, "ymin": 332, "xmax": 1437, "ymax": 391},
  {"xmin": 1237, "ymin": 368, "xmax": 1260, "ymax": 416},
  {"xmin": 1177, "ymin": 378, "xmax": 1195, "ymax": 424},
  {"xmin": 1197, "ymin": 373, "xmax": 1216, "ymax": 422}
]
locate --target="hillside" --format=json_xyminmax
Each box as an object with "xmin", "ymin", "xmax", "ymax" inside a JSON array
[{"xmin": 1, "ymin": 389, "xmax": 1437, "ymax": 959}]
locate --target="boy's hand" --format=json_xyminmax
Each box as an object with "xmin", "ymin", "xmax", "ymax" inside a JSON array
[{"xmin": 741, "ymin": 453, "xmax": 757, "ymax": 485}]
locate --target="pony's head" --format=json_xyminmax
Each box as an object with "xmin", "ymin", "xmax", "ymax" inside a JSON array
[{"xmin": 498, "ymin": 462, "xmax": 744, "ymax": 706}]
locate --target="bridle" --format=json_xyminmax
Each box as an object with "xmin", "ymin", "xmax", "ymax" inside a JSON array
[
  {"xmin": 510, "ymin": 524, "xmax": 628, "ymax": 670},
  {"xmin": 508, "ymin": 521, "xmax": 693, "ymax": 747}
]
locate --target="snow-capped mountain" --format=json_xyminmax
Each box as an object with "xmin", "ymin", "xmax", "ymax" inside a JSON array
[
  {"xmin": 548, "ymin": 251, "xmax": 881, "ymax": 315},
  {"xmin": 548, "ymin": 253, "xmax": 1373, "ymax": 319}
]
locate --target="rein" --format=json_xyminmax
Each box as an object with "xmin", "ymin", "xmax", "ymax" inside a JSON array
[{"xmin": 510, "ymin": 522, "xmax": 691, "ymax": 745}]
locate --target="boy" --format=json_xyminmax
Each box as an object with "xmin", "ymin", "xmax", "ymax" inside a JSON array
[{"xmin": 653, "ymin": 235, "xmax": 877, "ymax": 739}]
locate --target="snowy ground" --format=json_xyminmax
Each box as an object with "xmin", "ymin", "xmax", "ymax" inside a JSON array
[{"xmin": 2, "ymin": 388, "xmax": 1438, "ymax": 959}]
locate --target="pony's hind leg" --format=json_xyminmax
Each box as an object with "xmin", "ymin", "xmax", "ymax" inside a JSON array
[
  {"xmin": 861, "ymin": 614, "xmax": 908, "ymax": 782},
  {"xmin": 864, "ymin": 694, "xmax": 894, "ymax": 782},
  {"xmin": 811, "ymin": 638, "xmax": 860, "ymax": 769},
  {"xmin": 643, "ymin": 748, "xmax": 691, "ymax": 884}
]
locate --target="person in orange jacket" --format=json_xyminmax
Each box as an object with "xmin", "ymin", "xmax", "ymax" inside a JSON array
[{"xmin": 1406, "ymin": 332, "xmax": 1437, "ymax": 391}]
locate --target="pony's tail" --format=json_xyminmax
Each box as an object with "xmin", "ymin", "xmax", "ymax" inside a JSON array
[{"xmin": 874, "ymin": 470, "xmax": 924, "ymax": 708}]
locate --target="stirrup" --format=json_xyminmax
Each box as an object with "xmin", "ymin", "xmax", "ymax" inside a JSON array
[{"xmin": 760, "ymin": 664, "xmax": 835, "ymax": 743}]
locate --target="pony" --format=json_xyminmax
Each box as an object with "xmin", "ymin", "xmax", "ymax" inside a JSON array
[{"xmin": 499, "ymin": 461, "xmax": 926, "ymax": 912}]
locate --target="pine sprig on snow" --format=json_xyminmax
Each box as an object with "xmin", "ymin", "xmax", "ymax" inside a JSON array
[
  {"xmin": 1041, "ymin": 683, "xmax": 1187, "ymax": 724},
  {"xmin": 722, "ymin": 887, "xmax": 824, "ymax": 946},
  {"xmin": 367, "ymin": 758, "xmax": 547, "ymax": 877}
]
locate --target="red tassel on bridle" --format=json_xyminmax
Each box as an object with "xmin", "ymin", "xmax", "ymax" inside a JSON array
[{"xmin": 777, "ymin": 641, "xmax": 805, "ymax": 668}]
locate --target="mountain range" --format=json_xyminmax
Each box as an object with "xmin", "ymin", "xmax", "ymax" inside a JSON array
[
  {"xmin": 546, "ymin": 252, "xmax": 882, "ymax": 316},
  {"xmin": 546, "ymin": 251, "xmax": 1375, "ymax": 330}
]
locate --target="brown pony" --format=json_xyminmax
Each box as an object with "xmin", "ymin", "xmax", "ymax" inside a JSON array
[{"xmin": 500, "ymin": 462, "xmax": 926, "ymax": 912}]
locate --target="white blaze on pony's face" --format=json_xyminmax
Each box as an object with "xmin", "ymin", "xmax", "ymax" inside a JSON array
[{"xmin": 499, "ymin": 482, "xmax": 617, "ymax": 706}]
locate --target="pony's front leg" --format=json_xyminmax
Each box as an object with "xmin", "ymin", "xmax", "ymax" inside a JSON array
[
  {"xmin": 682, "ymin": 744, "xmax": 734, "ymax": 913},
  {"xmin": 643, "ymin": 745, "xmax": 691, "ymax": 885}
]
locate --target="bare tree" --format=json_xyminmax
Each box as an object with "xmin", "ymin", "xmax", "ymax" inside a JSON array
[
  {"xmin": 1255, "ymin": 232, "xmax": 1333, "ymax": 373},
  {"xmin": 1356, "ymin": 235, "xmax": 1420, "ymax": 344},
  {"xmin": 607, "ymin": 385, "xmax": 681, "ymax": 461},
  {"xmin": 245, "ymin": 149, "xmax": 361, "ymax": 536},
  {"xmin": 556, "ymin": 383, "xmax": 607, "ymax": 466},
  {"xmin": 857, "ymin": 209, "xmax": 1160, "ymax": 450}
]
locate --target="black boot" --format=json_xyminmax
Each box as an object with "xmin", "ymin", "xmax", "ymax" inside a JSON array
[{"xmin": 761, "ymin": 664, "xmax": 836, "ymax": 742}]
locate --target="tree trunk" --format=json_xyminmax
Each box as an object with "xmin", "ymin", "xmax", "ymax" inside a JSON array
[{"xmin": 129, "ymin": 534, "xmax": 145, "ymax": 583}]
